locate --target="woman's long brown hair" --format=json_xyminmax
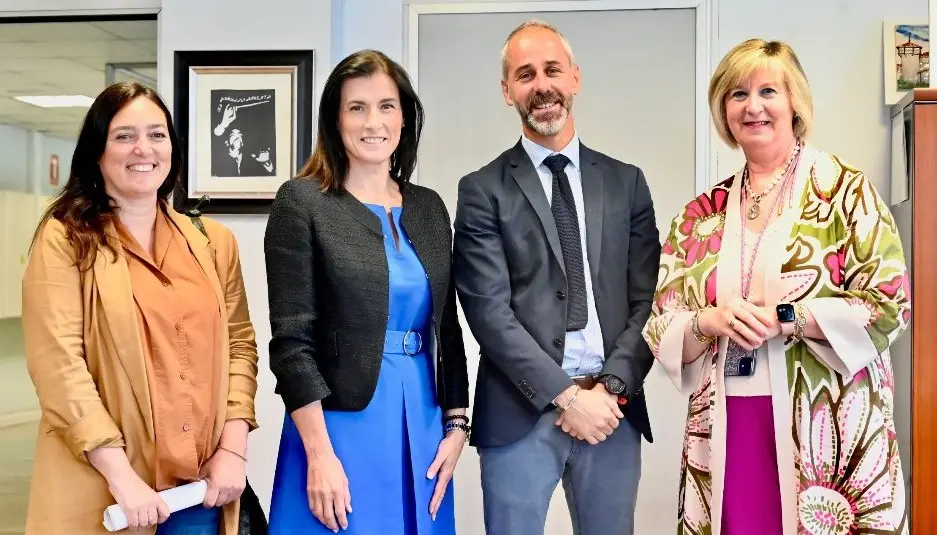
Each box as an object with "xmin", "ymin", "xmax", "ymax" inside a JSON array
[
  {"xmin": 298, "ymin": 49, "xmax": 424, "ymax": 192},
  {"xmin": 30, "ymin": 81, "xmax": 182, "ymax": 270}
]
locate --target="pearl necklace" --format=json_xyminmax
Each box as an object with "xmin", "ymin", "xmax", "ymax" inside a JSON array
[{"xmin": 744, "ymin": 141, "xmax": 801, "ymax": 221}]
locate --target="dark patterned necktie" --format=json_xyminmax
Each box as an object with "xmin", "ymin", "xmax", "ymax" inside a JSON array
[{"xmin": 544, "ymin": 153, "xmax": 587, "ymax": 331}]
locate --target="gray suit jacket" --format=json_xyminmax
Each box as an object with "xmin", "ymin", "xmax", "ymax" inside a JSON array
[{"xmin": 453, "ymin": 139, "xmax": 660, "ymax": 448}]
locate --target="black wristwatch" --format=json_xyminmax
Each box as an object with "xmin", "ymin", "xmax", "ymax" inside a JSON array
[
  {"xmin": 776, "ymin": 303, "xmax": 796, "ymax": 324},
  {"xmin": 599, "ymin": 374, "xmax": 626, "ymax": 396}
]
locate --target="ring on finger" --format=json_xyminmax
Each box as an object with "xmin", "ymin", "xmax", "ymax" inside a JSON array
[{"xmin": 728, "ymin": 318, "xmax": 736, "ymax": 329}]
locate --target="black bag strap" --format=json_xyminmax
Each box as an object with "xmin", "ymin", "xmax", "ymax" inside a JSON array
[
  {"xmin": 180, "ymin": 193, "xmax": 270, "ymax": 533},
  {"xmin": 184, "ymin": 195, "xmax": 211, "ymax": 239}
]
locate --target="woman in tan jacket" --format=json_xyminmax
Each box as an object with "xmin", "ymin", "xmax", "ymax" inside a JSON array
[{"xmin": 21, "ymin": 81, "xmax": 259, "ymax": 535}]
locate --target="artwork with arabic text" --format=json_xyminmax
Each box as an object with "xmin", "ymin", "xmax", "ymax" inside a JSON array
[{"xmin": 210, "ymin": 89, "xmax": 277, "ymax": 178}]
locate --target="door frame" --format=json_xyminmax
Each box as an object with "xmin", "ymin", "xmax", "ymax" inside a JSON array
[{"xmin": 404, "ymin": 0, "xmax": 719, "ymax": 194}]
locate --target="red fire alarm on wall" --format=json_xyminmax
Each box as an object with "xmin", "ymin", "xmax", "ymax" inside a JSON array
[{"xmin": 49, "ymin": 154, "xmax": 59, "ymax": 186}]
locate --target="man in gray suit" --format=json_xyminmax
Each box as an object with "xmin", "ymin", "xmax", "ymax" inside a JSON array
[{"xmin": 453, "ymin": 20, "xmax": 661, "ymax": 535}]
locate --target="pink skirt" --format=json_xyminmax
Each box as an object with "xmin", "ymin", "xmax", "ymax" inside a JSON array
[{"xmin": 722, "ymin": 395, "xmax": 783, "ymax": 535}]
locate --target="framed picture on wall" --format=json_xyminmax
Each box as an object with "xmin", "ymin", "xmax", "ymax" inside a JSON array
[
  {"xmin": 172, "ymin": 49, "xmax": 315, "ymax": 214},
  {"xmin": 883, "ymin": 20, "xmax": 929, "ymax": 106}
]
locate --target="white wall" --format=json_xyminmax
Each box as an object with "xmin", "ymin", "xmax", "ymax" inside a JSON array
[
  {"xmin": 335, "ymin": 0, "xmax": 925, "ymax": 532},
  {"xmin": 0, "ymin": 123, "xmax": 72, "ymax": 196},
  {"xmin": 155, "ymin": 0, "xmax": 334, "ymax": 512},
  {"xmin": 715, "ymin": 2, "xmax": 923, "ymax": 492},
  {"xmin": 414, "ymin": 9, "xmax": 698, "ymax": 534},
  {"xmin": 715, "ymin": 0, "xmax": 925, "ymax": 196},
  {"xmin": 340, "ymin": 0, "xmax": 926, "ymax": 196},
  {"xmin": 0, "ymin": 0, "xmax": 157, "ymax": 14},
  {"xmin": 0, "ymin": 124, "xmax": 29, "ymax": 192},
  {"xmin": 0, "ymin": 0, "xmax": 925, "ymax": 531}
]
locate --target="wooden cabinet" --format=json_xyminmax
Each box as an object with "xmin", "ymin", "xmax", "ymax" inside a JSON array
[
  {"xmin": 891, "ymin": 88, "xmax": 937, "ymax": 534},
  {"xmin": 0, "ymin": 190, "xmax": 44, "ymax": 318}
]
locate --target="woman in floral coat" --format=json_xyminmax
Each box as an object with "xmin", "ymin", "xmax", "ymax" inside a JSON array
[{"xmin": 643, "ymin": 39, "xmax": 911, "ymax": 535}]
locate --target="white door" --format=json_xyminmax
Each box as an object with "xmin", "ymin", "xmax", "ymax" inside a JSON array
[{"xmin": 412, "ymin": 6, "xmax": 703, "ymax": 535}]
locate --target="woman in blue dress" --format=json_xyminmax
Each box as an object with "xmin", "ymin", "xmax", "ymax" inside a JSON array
[{"xmin": 263, "ymin": 49, "xmax": 471, "ymax": 535}]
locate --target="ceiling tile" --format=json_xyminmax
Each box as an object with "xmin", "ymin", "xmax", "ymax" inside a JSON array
[
  {"xmin": 0, "ymin": 40, "xmax": 157, "ymax": 61},
  {"xmin": 0, "ymin": 22, "xmax": 120, "ymax": 43},
  {"xmin": 0, "ymin": 58, "xmax": 86, "ymax": 73},
  {"xmin": 90, "ymin": 21, "xmax": 158, "ymax": 41},
  {"xmin": 0, "ymin": 20, "xmax": 157, "ymax": 142}
]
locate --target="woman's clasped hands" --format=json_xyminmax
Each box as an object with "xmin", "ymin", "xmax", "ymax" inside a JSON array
[{"xmin": 697, "ymin": 298, "xmax": 783, "ymax": 350}]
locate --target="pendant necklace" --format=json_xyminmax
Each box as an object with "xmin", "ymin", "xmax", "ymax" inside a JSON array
[{"xmin": 745, "ymin": 140, "xmax": 801, "ymax": 221}]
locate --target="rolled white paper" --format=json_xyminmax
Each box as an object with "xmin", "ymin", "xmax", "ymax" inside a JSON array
[{"xmin": 102, "ymin": 480, "xmax": 208, "ymax": 531}]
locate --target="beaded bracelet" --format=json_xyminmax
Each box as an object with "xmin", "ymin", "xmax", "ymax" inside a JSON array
[{"xmin": 444, "ymin": 414, "xmax": 469, "ymax": 424}]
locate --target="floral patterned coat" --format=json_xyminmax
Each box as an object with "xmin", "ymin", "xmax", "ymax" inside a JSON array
[{"xmin": 642, "ymin": 144, "xmax": 911, "ymax": 535}]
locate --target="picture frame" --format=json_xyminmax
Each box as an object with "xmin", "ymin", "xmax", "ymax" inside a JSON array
[
  {"xmin": 883, "ymin": 20, "xmax": 929, "ymax": 106},
  {"xmin": 172, "ymin": 49, "xmax": 315, "ymax": 214}
]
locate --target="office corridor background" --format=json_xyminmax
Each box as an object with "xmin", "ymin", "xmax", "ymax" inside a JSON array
[{"xmin": 0, "ymin": 318, "xmax": 38, "ymax": 533}]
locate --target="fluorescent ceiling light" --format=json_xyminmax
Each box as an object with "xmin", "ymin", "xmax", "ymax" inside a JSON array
[{"xmin": 14, "ymin": 95, "xmax": 94, "ymax": 108}]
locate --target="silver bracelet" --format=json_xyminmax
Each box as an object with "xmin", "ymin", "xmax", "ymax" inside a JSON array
[
  {"xmin": 444, "ymin": 421, "xmax": 471, "ymax": 438},
  {"xmin": 561, "ymin": 386, "xmax": 581, "ymax": 411}
]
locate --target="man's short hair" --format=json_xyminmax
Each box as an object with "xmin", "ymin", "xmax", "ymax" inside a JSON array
[{"xmin": 501, "ymin": 19, "xmax": 575, "ymax": 80}]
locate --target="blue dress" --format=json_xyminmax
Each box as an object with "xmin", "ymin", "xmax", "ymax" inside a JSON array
[{"xmin": 268, "ymin": 204, "xmax": 456, "ymax": 535}]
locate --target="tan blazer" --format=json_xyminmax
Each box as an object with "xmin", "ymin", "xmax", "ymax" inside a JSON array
[{"xmin": 21, "ymin": 207, "xmax": 259, "ymax": 535}]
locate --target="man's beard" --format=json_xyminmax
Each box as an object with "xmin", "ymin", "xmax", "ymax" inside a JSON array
[{"xmin": 516, "ymin": 89, "xmax": 573, "ymax": 136}]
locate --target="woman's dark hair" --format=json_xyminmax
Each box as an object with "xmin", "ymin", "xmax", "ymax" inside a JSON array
[
  {"xmin": 31, "ymin": 81, "xmax": 182, "ymax": 270},
  {"xmin": 298, "ymin": 49, "xmax": 424, "ymax": 191}
]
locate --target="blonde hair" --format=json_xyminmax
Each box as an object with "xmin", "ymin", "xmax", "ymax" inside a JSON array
[
  {"xmin": 708, "ymin": 39, "xmax": 813, "ymax": 149},
  {"xmin": 501, "ymin": 19, "xmax": 575, "ymax": 80}
]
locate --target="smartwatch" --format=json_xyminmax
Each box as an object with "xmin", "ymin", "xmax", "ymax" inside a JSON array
[
  {"xmin": 599, "ymin": 374, "xmax": 629, "ymax": 405},
  {"xmin": 776, "ymin": 303, "xmax": 796, "ymax": 324}
]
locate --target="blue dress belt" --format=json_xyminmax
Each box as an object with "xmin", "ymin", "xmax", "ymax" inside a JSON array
[{"xmin": 384, "ymin": 328, "xmax": 429, "ymax": 356}]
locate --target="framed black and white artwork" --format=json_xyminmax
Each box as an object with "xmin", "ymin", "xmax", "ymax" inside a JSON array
[{"xmin": 172, "ymin": 49, "xmax": 314, "ymax": 214}]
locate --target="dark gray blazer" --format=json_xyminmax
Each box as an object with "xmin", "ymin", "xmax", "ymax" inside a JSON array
[
  {"xmin": 264, "ymin": 178, "xmax": 469, "ymax": 414},
  {"xmin": 453, "ymin": 140, "xmax": 660, "ymax": 448}
]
